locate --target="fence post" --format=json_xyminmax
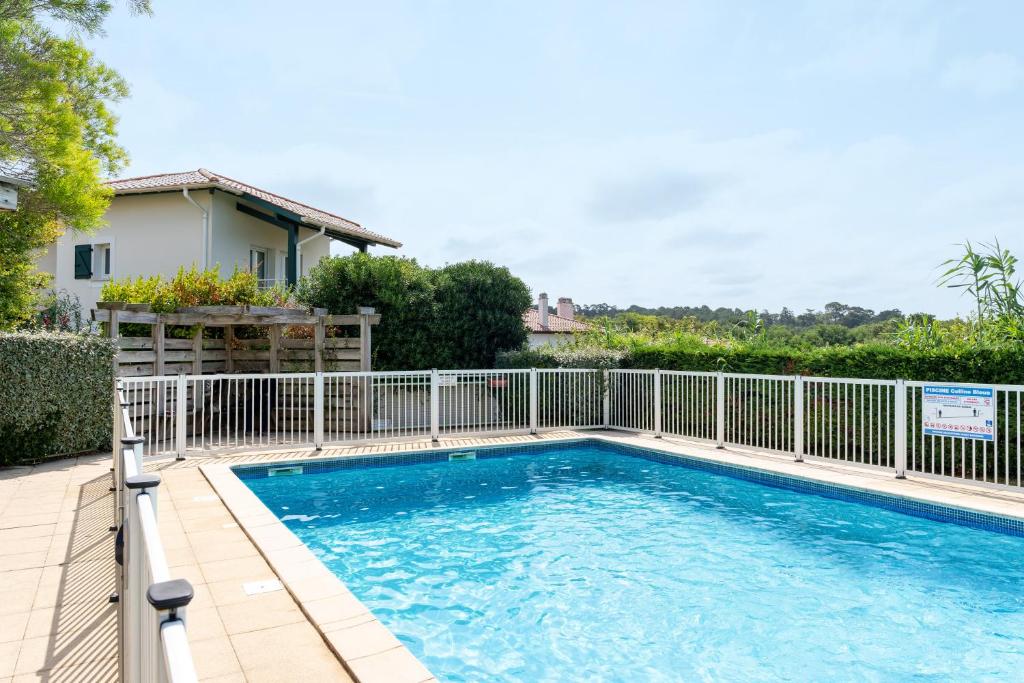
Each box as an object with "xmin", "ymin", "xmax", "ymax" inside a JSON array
[
  {"xmin": 430, "ymin": 369, "xmax": 440, "ymax": 442},
  {"xmin": 124, "ymin": 473, "xmax": 160, "ymax": 683},
  {"xmin": 894, "ymin": 379, "xmax": 907, "ymax": 478},
  {"xmin": 602, "ymin": 370, "xmax": 611, "ymax": 428},
  {"xmin": 529, "ymin": 368, "xmax": 538, "ymax": 434},
  {"xmin": 314, "ymin": 372, "xmax": 324, "ymax": 450},
  {"xmin": 111, "ymin": 386, "xmax": 123, "ymax": 530},
  {"xmin": 715, "ymin": 372, "xmax": 725, "ymax": 448},
  {"xmin": 358, "ymin": 307, "xmax": 374, "ymax": 372},
  {"xmin": 653, "ymin": 369, "xmax": 662, "ymax": 438},
  {"xmin": 111, "ymin": 383, "xmax": 123, "ymax": 498},
  {"xmin": 793, "ymin": 375, "xmax": 804, "ymax": 462},
  {"xmin": 175, "ymin": 374, "xmax": 187, "ymax": 460}
]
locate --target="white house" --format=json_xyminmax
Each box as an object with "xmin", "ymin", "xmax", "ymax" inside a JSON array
[
  {"xmin": 36, "ymin": 168, "xmax": 401, "ymax": 311},
  {"xmin": 523, "ymin": 293, "xmax": 592, "ymax": 348}
]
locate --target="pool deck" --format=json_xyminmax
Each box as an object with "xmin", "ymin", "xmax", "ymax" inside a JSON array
[{"xmin": 5, "ymin": 429, "xmax": 1024, "ymax": 681}]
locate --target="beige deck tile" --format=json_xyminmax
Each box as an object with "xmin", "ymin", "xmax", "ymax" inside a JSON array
[
  {"xmin": 345, "ymin": 646, "xmax": 434, "ymax": 683},
  {"xmin": 189, "ymin": 636, "xmax": 243, "ymax": 681},
  {"xmin": 0, "ymin": 568, "xmax": 42, "ymax": 591},
  {"xmin": 185, "ymin": 606, "xmax": 228, "ymax": 643},
  {"xmin": 324, "ymin": 619, "xmax": 403, "ymax": 662},
  {"xmin": 205, "ymin": 578, "xmax": 266, "ymax": 607},
  {"xmin": 10, "ymin": 657, "xmax": 116, "ymax": 682},
  {"xmin": 22, "ymin": 600, "xmax": 115, "ymax": 640},
  {"xmin": 216, "ymin": 591, "xmax": 307, "ymax": 635},
  {"xmin": 13, "ymin": 616, "xmax": 115, "ymax": 675},
  {"xmin": 0, "ymin": 553, "xmax": 46, "ymax": 573},
  {"xmin": 165, "ymin": 544, "xmax": 199, "ymax": 568},
  {"xmin": 0, "ymin": 642, "xmax": 20, "ymax": 678},
  {"xmin": 0, "ymin": 613, "xmax": 29, "ymax": 644},
  {"xmin": 0, "ymin": 537, "xmax": 50, "ymax": 557},
  {"xmin": 0, "ymin": 525, "xmax": 56, "ymax": 543},
  {"xmin": 195, "ymin": 674, "xmax": 246, "ymax": 683},
  {"xmin": 0, "ymin": 591, "xmax": 35, "ymax": 618},
  {"xmin": 229, "ymin": 622, "xmax": 351, "ymax": 682},
  {"xmin": 191, "ymin": 539, "xmax": 260, "ymax": 565},
  {"xmin": 299, "ymin": 590, "xmax": 371, "ymax": 625},
  {"xmin": 198, "ymin": 555, "xmax": 274, "ymax": 584}
]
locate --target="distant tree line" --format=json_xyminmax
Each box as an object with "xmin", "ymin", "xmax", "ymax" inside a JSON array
[{"xmin": 576, "ymin": 302, "xmax": 909, "ymax": 329}]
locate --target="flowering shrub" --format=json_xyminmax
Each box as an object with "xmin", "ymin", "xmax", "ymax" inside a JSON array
[
  {"xmin": 28, "ymin": 290, "xmax": 88, "ymax": 332},
  {"xmin": 100, "ymin": 265, "xmax": 292, "ymax": 312}
]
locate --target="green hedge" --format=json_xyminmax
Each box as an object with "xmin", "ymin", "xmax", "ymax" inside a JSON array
[
  {"xmin": 0, "ymin": 333, "xmax": 116, "ymax": 464},
  {"xmin": 497, "ymin": 341, "xmax": 1024, "ymax": 384},
  {"xmin": 625, "ymin": 343, "xmax": 1024, "ymax": 384}
]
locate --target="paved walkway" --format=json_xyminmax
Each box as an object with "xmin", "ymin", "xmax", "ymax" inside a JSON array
[
  {"xmin": 0, "ymin": 454, "xmax": 117, "ymax": 682},
  {"xmin": 0, "ymin": 453, "xmax": 351, "ymax": 682}
]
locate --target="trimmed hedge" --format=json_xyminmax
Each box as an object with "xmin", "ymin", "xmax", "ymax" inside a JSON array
[
  {"xmin": 497, "ymin": 341, "xmax": 1024, "ymax": 384},
  {"xmin": 0, "ymin": 333, "xmax": 116, "ymax": 464},
  {"xmin": 625, "ymin": 343, "xmax": 1024, "ymax": 384}
]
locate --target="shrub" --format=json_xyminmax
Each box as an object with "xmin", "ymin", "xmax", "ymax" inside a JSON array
[
  {"xmin": 101, "ymin": 265, "xmax": 291, "ymax": 313},
  {"xmin": 100, "ymin": 266, "xmax": 295, "ymax": 338},
  {"xmin": 625, "ymin": 342, "xmax": 1024, "ymax": 384},
  {"xmin": 297, "ymin": 254, "xmax": 437, "ymax": 370},
  {"xmin": 430, "ymin": 261, "xmax": 531, "ymax": 368},
  {"xmin": 0, "ymin": 333, "xmax": 116, "ymax": 464},
  {"xmin": 496, "ymin": 344, "xmax": 630, "ymax": 369},
  {"xmin": 298, "ymin": 254, "xmax": 531, "ymax": 370},
  {"xmin": 24, "ymin": 290, "xmax": 89, "ymax": 332}
]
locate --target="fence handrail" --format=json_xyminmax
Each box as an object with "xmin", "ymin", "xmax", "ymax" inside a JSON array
[
  {"xmin": 117, "ymin": 369, "xmax": 1024, "ymax": 492},
  {"xmin": 115, "ymin": 384, "xmax": 198, "ymax": 683}
]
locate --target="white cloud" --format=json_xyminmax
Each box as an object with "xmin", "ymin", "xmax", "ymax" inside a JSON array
[{"xmin": 942, "ymin": 52, "xmax": 1024, "ymax": 95}]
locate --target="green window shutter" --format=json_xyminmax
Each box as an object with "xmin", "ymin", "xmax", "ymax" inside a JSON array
[{"xmin": 74, "ymin": 244, "xmax": 93, "ymax": 279}]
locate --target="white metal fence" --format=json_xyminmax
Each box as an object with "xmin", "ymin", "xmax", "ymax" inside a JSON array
[
  {"xmin": 114, "ymin": 388, "xmax": 198, "ymax": 683},
  {"xmin": 119, "ymin": 369, "xmax": 1024, "ymax": 491}
]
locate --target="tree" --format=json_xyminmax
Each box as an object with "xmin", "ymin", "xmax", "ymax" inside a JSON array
[
  {"xmin": 298, "ymin": 255, "xmax": 531, "ymax": 370},
  {"xmin": 297, "ymin": 254, "xmax": 437, "ymax": 370},
  {"xmin": 430, "ymin": 261, "xmax": 531, "ymax": 368},
  {"xmin": 0, "ymin": 1, "xmax": 149, "ymax": 327}
]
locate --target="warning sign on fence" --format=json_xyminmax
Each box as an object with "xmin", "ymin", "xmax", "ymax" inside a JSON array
[{"xmin": 922, "ymin": 385, "xmax": 995, "ymax": 441}]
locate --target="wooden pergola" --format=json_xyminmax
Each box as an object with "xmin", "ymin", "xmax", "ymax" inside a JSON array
[{"xmin": 93, "ymin": 304, "xmax": 380, "ymax": 376}]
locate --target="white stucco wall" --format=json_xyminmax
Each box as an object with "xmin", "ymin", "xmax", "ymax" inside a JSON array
[
  {"xmin": 527, "ymin": 332, "xmax": 575, "ymax": 349},
  {"xmin": 37, "ymin": 190, "xmax": 341, "ymax": 312},
  {"xmin": 210, "ymin": 192, "xmax": 334, "ymax": 281},
  {"xmin": 39, "ymin": 192, "xmax": 206, "ymax": 312}
]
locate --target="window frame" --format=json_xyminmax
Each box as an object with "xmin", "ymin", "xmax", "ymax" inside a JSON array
[{"xmin": 249, "ymin": 246, "xmax": 269, "ymax": 283}]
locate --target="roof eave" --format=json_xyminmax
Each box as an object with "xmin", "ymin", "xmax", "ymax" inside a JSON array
[
  {"xmin": 110, "ymin": 182, "xmax": 237, "ymax": 196},
  {"xmin": 306, "ymin": 218, "xmax": 402, "ymax": 249}
]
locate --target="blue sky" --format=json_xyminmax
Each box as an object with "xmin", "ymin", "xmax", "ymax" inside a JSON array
[{"xmin": 91, "ymin": 1, "xmax": 1024, "ymax": 317}]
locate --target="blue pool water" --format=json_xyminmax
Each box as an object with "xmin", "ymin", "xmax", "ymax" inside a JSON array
[{"xmin": 239, "ymin": 442, "xmax": 1024, "ymax": 682}]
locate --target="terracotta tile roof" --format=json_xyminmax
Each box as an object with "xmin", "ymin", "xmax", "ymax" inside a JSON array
[
  {"xmin": 106, "ymin": 168, "xmax": 401, "ymax": 248},
  {"xmin": 523, "ymin": 308, "xmax": 593, "ymax": 333}
]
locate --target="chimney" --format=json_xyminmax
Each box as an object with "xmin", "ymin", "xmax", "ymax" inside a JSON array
[
  {"xmin": 538, "ymin": 292, "xmax": 549, "ymax": 328},
  {"xmin": 557, "ymin": 297, "xmax": 574, "ymax": 320}
]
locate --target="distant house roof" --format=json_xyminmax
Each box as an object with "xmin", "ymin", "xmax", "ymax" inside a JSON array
[
  {"xmin": 106, "ymin": 168, "xmax": 401, "ymax": 249},
  {"xmin": 523, "ymin": 308, "xmax": 593, "ymax": 334}
]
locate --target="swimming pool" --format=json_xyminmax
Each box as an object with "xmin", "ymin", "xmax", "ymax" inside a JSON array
[{"xmin": 236, "ymin": 439, "xmax": 1024, "ymax": 682}]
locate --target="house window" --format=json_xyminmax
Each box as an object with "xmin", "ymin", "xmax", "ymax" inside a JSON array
[
  {"xmin": 249, "ymin": 247, "xmax": 267, "ymax": 282},
  {"xmin": 93, "ymin": 243, "xmax": 111, "ymax": 280}
]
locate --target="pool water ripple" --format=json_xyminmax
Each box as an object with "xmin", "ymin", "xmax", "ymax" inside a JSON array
[{"xmin": 242, "ymin": 444, "xmax": 1024, "ymax": 682}]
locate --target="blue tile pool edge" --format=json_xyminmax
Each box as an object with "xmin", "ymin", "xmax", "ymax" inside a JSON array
[{"xmin": 230, "ymin": 436, "xmax": 1024, "ymax": 539}]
